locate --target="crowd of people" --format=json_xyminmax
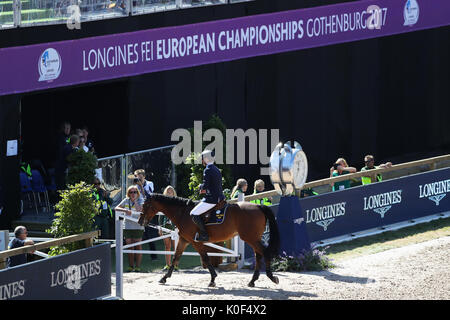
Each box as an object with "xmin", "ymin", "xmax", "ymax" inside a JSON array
[
  {"xmin": 55, "ymin": 121, "xmax": 96, "ymax": 190},
  {"xmin": 329, "ymin": 155, "xmax": 392, "ymax": 192}
]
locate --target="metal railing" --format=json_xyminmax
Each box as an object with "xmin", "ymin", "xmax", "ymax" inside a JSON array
[
  {"xmin": 97, "ymin": 144, "xmax": 177, "ymax": 204},
  {"xmin": 0, "ymin": 0, "xmax": 252, "ymax": 29}
]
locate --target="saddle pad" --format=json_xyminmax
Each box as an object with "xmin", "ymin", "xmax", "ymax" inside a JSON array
[{"xmin": 205, "ymin": 204, "xmax": 228, "ymax": 225}]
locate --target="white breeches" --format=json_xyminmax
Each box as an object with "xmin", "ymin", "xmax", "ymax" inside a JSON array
[{"xmin": 190, "ymin": 202, "xmax": 216, "ymax": 216}]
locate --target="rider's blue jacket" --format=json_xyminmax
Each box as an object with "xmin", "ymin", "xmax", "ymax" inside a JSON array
[{"xmin": 200, "ymin": 163, "xmax": 225, "ymax": 204}]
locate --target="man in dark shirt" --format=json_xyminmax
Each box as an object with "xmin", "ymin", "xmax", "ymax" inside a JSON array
[
  {"xmin": 56, "ymin": 121, "xmax": 71, "ymax": 160},
  {"xmin": 55, "ymin": 134, "xmax": 79, "ymax": 190},
  {"xmin": 82, "ymin": 126, "xmax": 95, "ymax": 154},
  {"xmin": 7, "ymin": 226, "xmax": 34, "ymax": 268}
]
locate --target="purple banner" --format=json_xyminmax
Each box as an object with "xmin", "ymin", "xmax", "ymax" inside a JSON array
[{"xmin": 0, "ymin": 0, "xmax": 449, "ymax": 96}]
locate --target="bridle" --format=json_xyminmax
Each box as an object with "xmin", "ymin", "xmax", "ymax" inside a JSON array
[{"xmin": 140, "ymin": 200, "xmax": 158, "ymax": 226}]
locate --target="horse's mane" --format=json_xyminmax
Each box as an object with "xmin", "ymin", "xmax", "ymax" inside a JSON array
[{"xmin": 146, "ymin": 193, "xmax": 198, "ymax": 208}]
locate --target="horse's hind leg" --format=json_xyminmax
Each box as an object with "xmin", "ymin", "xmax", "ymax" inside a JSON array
[
  {"xmin": 264, "ymin": 255, "xmax": 279, "ymax": 285},
  {"xmin": 248, "ymin": 252, "xmax": 262, "ymax": 287},
  {"xmin": 248, "ymin": 241, "xmax": 279, "ymax": 286},
  {"xmin": 160, "ymin": 237, "xmax": 188, "ymax": 284},
  {"xmin": 247, "ymin": 241, "xmax": 264, "ymax": 287}
]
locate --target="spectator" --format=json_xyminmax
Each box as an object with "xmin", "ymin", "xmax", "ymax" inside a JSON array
[
  {"xmin": 114, "ymin": 185, "xmax": 145, "ymax": 272},
  {"xmin": 7, "ymin": 226, "xmax": 34, "ymax": 268},
  {"xmin": 92, "ymin": 178, "xmax": 113, "ymax": 239},
  {"xmin": 361, "ymin": 155, "xmax": 393, "ymax": 185},
  {"xmin": 330, "ymin": 158, "xmax": 357, "ymax": 191},
  {"xmin": 82, "ymin": 126, "xmax": 95, "ymax": 153},
  {"xmin": 56, "ymin": 121, "xmax": 71, "ymax": 161},
  {"xmin": 55, "ymin": 134, "xmax": 79, "ymax": 190},
  {"xmin": 134, "ymin": 169, "xmax": 158, "ymax": 261},
  {"xmin": 134, "ymin": 169, "xmax": 154, "ymax": 201},
  {"xmin": 79, "ymin": 135, "xmax": 89, "ymax": 153},
  {"xmin": 250, "ymin": 179, "xmax": 272, "ymax": 206},
  {"xmin": 159, "ymin": 185, "xmax": 178, "ymax": 271},
  {"xmin": 231, "ymin": 178, "xmax": 248, "ymax": 201}
]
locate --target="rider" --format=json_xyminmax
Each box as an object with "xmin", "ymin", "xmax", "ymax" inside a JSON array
[{"xmin": 190, "ymin": 149, "xmax": 225, "ymax": 242}]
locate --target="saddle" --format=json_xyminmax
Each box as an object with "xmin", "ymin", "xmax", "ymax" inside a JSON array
[{"xmin": 202, "ymin": 200, "xmax": 228, "ymax": 225}]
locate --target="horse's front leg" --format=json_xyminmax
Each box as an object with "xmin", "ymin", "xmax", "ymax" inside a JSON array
[{"xmin": 160, "ymin": 237, "xmax": 188, "ymax": 284}]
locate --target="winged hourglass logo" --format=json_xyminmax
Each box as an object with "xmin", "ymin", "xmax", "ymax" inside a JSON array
[
  {"xmin": 373, "ymin": 206, "xmax": 392, "ymax": 219},
  {"xmin": 316, "ymin": 218, "xmax": 335, "ymax": 231},
  {"xmin": 428, "ymin": 194, "xmax": 446, "ymax": 206}
]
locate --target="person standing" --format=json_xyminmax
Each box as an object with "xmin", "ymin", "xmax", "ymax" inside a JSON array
[
  {"xmin": 7, "ymin": 226, "xmax": 34, "ymax": 268},
  {"xmin": 230, "ymin": 178, "xmax": 248, "ymax": 201},
  {"xmin": 250, "ymin": 179, "xmax": 272, "ymax": 206},
  {"xmin": 134, "ymin": 169, "xmax": 154, "ymax": 201},
  {"xmin": 78, "ymin": 134, "xmax": 89, "ymax": 153},
  {"xmin": 114, "ymin": 186, "xmax": 145, "ymax": 272},
  {"xmin": 330, "ymin": 158, "xmax": 357, "ymax": 191},
  {"xmin": 159, "ymin": 185, "xmax": 178, "ymax": 270},
  {"xmin": 92, "ymin": 178, "xmax": 113, "ymax": 239},
  {"xmin": 56, "ymin": 121, "xmax": 71, "ymax": 161},
  {"xmin": 55, "ymin": 134, "xmax": 79, "ymax": 190},
  {"xmin": 134, "ymin": 169, "xmax": 158, "ymax": 261},
  {"xmin": 82, "ymin": 126, "xmax": 95, "ymax": 153},
  {"xmin": 361, "ymin": 155, "xmax": 393, "ymax": 185}
]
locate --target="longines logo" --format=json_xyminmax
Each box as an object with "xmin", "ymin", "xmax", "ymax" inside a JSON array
[
  {"xmin": 363, "ymin": 190, "xmax": 402, "ymax": 218},
  {"xmin": 419, "ymin": 179, "xmax": 450, "ymax": 206},
  {"xmin": 50, "ymin": 259, "xmax": 101, "ymax": 294},
  {"xmin": 305, "ymin": 202, "xmax": 346, "ymax": 231},
  {"xmin": 0, "ymin": 280, "xmax": 26, "ymax": 300}
]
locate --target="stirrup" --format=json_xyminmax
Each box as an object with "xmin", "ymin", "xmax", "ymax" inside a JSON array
[{"xmin": 194, "ymin": 232, "xmax": 209, "ymax": 242}]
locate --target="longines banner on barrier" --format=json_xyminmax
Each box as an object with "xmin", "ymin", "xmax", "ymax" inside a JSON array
[
  {"xmin": 0, "ymin": 243, "xmax": 111, "ymax": 300},
  {"xmin": 301, "ymin": 167, "xmax": 450, "ymax": 242},
  {"xmin": 248, "ymin": 167, "xmax": 450, "ymax": 258},
  {"xmin": 0, "ymin": 0, "xmax": 449, "ymax": 96}
]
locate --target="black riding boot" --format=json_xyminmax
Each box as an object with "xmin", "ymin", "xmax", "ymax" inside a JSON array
[{"xmin": 192, "ymin": 215, "xmax": 209, "ymax": 242}]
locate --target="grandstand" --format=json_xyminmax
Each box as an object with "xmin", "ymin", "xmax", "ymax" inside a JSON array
[{"xmin": 0, "ymin": 0, "xmax": 245, "ymax": 28}]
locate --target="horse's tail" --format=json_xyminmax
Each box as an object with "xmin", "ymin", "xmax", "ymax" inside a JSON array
[{"xmin": 259, "ymin": 205, "xmax": 280, "ymax": 261}]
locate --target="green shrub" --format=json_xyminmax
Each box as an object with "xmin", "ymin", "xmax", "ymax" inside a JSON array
[
  {"xmin": 66, "ymin": 149, "xmax": 98, "ymax": 186},
  {"xmin": 175, "ymin": 114, "xmax": 233, "ymax": 199},
  {"xmin": 271, "ymin": 246, "xmax": 335, "ymax": 272},
  {"xmin": 46, "ymin": 182, "xmax": 97, "ymax": 255}
]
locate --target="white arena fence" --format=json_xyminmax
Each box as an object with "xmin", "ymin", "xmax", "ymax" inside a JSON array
[{"xmin": 114, "ymin": 210, "xmax": 245, "ymax": 299}]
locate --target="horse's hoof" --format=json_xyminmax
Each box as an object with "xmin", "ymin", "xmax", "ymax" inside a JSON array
[
  {"xmin": 208, "ymin": 282, "xmax": 216, "ymax": 288},
  {"xmin": 159, "ymin": 278, "xmax": 166, "ymax": 284},
  {"xmin": 248, "ymin": 282, "xmax": 255, "ymax": 288},
  {"xmin": 272, "ymin": 276, "xmax": 279, "ymax": 285}
]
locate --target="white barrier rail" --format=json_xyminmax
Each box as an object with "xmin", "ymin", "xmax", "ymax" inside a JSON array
[{"xmin": 114, "ymin": 211, "xmax": 244, "ymax": 299}]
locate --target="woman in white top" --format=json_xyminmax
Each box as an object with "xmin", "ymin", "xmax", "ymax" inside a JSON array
[{"xmin": 115, "ymin": 185, "xmax": 145, "ymax": 272}]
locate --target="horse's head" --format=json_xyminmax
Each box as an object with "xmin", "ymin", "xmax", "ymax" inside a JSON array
[{"xmin": 138, "ymin": 197, "xmax": 158, "ymax": 226}]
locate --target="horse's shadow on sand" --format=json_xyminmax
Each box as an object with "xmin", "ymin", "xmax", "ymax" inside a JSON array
[
  {"xmin": 167, "ymin": 284, "xmax": 317, "ymax": 299},
  {"xmin": 179, "ymin": 268, "xmax": 374, "ymax": 284},
  {"xmin": 157, "ymin": 270, "xmax": 317, "ymax": 299},
  {"xmin": 306, "ymin": 270, "xmax": 374, "ymax": 284},
  {"xmin": 157, "ymin": 268, "xmax": 374, "ymax": 298}
]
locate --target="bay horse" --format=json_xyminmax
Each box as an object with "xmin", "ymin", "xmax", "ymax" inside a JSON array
[{"xmin": 138, "ymin": 193, "xmax": 280, "ymax": 288}]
